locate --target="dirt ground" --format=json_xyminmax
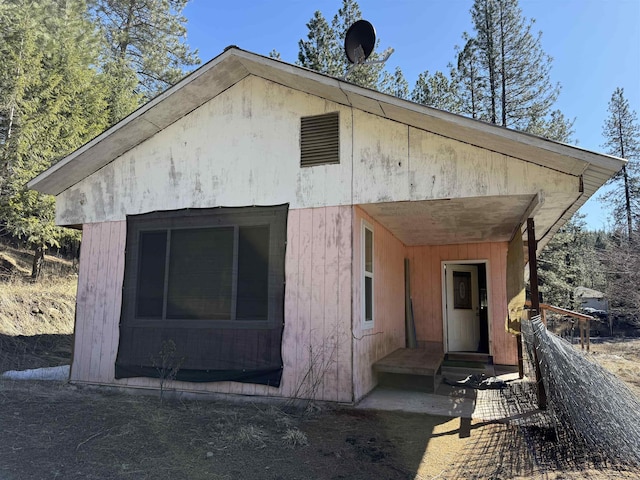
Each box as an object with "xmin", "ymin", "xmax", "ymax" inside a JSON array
[
  {"xmin": 3, "ymin": 343, "xmax": 640, "ymax": 480},
  {"xmin": 2, "ymin": 377, "xmax": 639, "ymax": 480}
]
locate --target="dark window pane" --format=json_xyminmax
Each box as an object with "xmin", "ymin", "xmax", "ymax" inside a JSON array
[
  {"xmin": 365, "ymin": 276, "xmax": 373, "ymax": 322},
  {"xmin": 136, "ymin": 231, "xmax": 167, "ymax": 318},
  {"xmin": 237, "ymin": 226, "xmax": 270, "ymax": 320},
  {"xmin": 365, "ymin": 227, "xmax": 373, "ymax": 273},
  {"xmin": 167, "ymin": 227, "xmax": 234, "ymax": 320}
]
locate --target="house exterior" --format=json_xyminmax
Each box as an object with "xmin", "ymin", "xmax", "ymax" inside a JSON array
[
  {"xmin": 575, "ymin": 287, "xmax": 609, "ymax": 313},
  {"xmin": 28, "ymin": 48, "xmax": 624, "ymax": 403}
]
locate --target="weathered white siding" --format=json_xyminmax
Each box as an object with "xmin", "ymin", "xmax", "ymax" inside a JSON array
[
  {"xmin": 56, "ymin": 76, "xmax": 579, "ymax": 241},
  {"xmin": 71, "ymin": 207, "xmax": 354, "ymax": 403},
  {"xmin": 57, "ymin": 76, "xmax": 355, "ymax": 225}
]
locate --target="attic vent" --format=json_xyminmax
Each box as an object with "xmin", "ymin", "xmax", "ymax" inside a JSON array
[{"xmin": 300, "ymin": 112, "xmax": 339, "ymax": 167}]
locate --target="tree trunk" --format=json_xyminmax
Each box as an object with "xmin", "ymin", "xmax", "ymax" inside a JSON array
[
  {"xmin": 499, "ymin": 2, "xmax": 507, "ymax": 127},
  {"xmin": 484, "ymin": 3, "xmax": 497, "ymax": 124},
  {"xmin": 31, "ymin": 244, "xmax": 45, "ymax": 281},
  {"xmin": 622, "ymin": 164, "xmax": 633, "ymax": 239}
]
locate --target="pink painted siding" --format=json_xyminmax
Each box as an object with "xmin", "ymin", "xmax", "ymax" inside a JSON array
[
  {"xmin": 406, "ymin": 242, "xmax": 517, "ymax": 365},
  {"xmin": 71, "ymin": 221, "xmax": 126, "ymax": 383},
  {"xmin": 71, "ymin": 207, "xmax": 354, "ymax": 402},
  {"xmin": 352, "ymin": 207, "xmax": 406, "ymax": 402},
  {"xmin": 71, "ymin": 208, "xmax": 516, "ymax": 402}
]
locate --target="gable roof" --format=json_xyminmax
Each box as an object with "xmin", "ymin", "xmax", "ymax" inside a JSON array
[
  {"xmin": 28, "ymin": 47, "xmax": 624, "ymax": 239},
  {"xmin": 575, "ymin": 286, "xmax": 606, "ymax": 299}
]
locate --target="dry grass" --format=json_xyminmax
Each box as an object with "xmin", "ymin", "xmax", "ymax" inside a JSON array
[
  {"xmin": 584, "ymin": 338, "xmax": 640, "ymax": 398},
  {"xmin": 281, "ymin": 428, "xmax": 309, "ymax": 448},
  {"xmin": 0, "ymin": 245, "xmax": 76, "ymax": 337},
  {"xmin": 0, "ymin": 275, "xmax": 76, "ymax": 336}
]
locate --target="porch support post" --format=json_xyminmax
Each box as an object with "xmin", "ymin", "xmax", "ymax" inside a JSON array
[
  {"xmin": 527, "ymin": 217, "xmax": 547, "ymax": 410},
  {"xmin": 527, "ymin": 218, "xmax": 540, "ymax": 316}
]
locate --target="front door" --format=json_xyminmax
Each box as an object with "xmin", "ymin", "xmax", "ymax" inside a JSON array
[{"xmin": 445, "ymin": 264, "xmax": 480, "ymax": 352}]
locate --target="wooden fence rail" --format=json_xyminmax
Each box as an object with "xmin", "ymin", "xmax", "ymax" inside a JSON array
[{"xmin": 525, "ymin": 300, "xmax": 595, "ymax": 351}]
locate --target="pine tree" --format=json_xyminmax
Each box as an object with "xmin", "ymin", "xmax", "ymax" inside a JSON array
[
  {"xmin": 0, "ymin": 0, "xmax": 109, "ymax": 279},
  {"xmin": 379, "ymin": 67, "xmax": 409, "ymax": 99},
  {"xmin": 602, "ymin": 231, "xmax": 640, "ymax": 326},
  {"xmin": 411, "ymin": 70, "xmax": 461, "ymax": 113},
  {"xmin": 601, "ymin": 87, "xmax": 640, "ymax": 238},
  {"xmin": 462, "ymin": 0, "xmax": 569, "ymax": 136},
  {"xmin": 297, "ymin": 10, "xmax": 341, "ymax": 76},
  {"xmin": 538, "ymin": 214, "xmax": 606, "ymax": 309},
  {"xmin": 90, "ymin": 0, "xmax": 200, "ymax": 122},
  {"xmin": 297, "ymin": 0, "xmax": 385, "ymax": 89},
  {"xmin": 454, "ymin": 35, "xmax": 485, "ymax": 119},
  {"xmin": 525, "ymin": 109, "xmax": 575, "ymax": 143}
]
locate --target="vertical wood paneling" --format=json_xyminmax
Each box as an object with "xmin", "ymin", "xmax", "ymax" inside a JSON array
[
  {"xmin": 352, "ymin": 207, "xmax": 406, "ymax": 402},
  {"xmin": 323, "ymin": 206, "xmax": 340, "ymax": 401},
  {"xmin": 73, "ymin": 208, "xmax": 354, "ymax": 402},
  {"xmin": 281, "ymin": 209, "xmax": 300, "ymax": 398},
  {"xmin": 296, "ymin": 209, "xmax": 313, "ymax": 396},
  {"xmin": 73, "ymin": 222, "xmax": 126, "ymax": 384},
  {"xmin": 70, "ymin": 223, "xmax": 94, "ymax": 382},
  {"xmin": 311, "ymin": 208, "xmax": 327, "ymax": 399},
  {"xmin": 336, "ymin": 206, "xmax": 353, "ymax": 402},
  {"xmin": 90, "ymin": 223, "xmax": 112, "ymax": 381},
  {"xmin": 408, "ymin": 241, "xmax": 517, "ymax": 366},
  {"xmin": 79, "ymin": 223, "xmax": 101, "ymax": 382},
  {"xmin": 97, "ymin": 222, "xmax": 125, "ymax": 382},
  {"xmin": 105, "ymin": 223, "xmax": 127, "ymax": 381}
]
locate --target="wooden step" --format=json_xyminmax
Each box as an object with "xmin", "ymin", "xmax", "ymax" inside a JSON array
[
  {"xmin": 374, "ymin": 348, "xmax": 444, "ymax": 376},
  {"xmin": 445, "ymin": 352, "xmax": 492, "ymax": 364},
  {"xmin": 373, "ymin": 348, "xmax": 445, "ymax": 393}
]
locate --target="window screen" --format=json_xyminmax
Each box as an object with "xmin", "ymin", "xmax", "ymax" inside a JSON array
[
  {"xmin": 116, "ymin": 205, "xmax": 288, "ymax": 387},
  {"xmin": 167, "ymin": 227, "xmax": 234, "ymax": 320},
  {"xmin": 136, "ymin": 231, "xmax": 167, "ymax": 318},
  {"xmin": 237, "ymin": 226, "xmax": 270, "ymax": 320}
]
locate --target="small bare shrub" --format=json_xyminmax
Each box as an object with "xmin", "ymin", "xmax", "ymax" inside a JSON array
[
  {"xmin": 151, "ymin": 340, "xmax": 185, "ymax": 403},
  {"xmin": 236, "ymin": 425, "xmax": 267, "ymax": 449},
  {"xmin": 281, "ymin": 428, "xmax": 308, "ymax": 448}
]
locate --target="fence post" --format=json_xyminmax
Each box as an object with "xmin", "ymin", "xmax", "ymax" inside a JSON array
[{"xmin": 527, "ymin": 218, "xmax": 547, "ymax": 410}]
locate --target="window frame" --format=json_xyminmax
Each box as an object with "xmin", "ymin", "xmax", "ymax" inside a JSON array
[
  {"xmin": 121, "ymin": 206, "xmax": 287, "ymax": 331},
  {"xmin": 362, "ymin": 220, "xmax": 374, "ymax": 329}
]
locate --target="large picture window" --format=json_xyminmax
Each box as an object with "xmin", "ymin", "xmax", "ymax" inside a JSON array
[
  {"xmin": 133, "ymin": 225, "xmax": 270, "ymax": 324},
  {"xmin": 115, "ymin": 205, "xmax": 288, "ymax": 387}
]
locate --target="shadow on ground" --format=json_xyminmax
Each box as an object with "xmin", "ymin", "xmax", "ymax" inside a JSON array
[{"xmin": 0, "ymin": 333, "xmax": 72, "ymax": 372}]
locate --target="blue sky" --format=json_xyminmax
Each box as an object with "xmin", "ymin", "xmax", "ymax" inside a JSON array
[{"xmin": 182, "ymin": 0, "xmax": 640, "ymax": 230}]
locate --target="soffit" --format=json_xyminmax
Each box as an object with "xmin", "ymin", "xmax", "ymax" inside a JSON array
[{"xmin": 361, "ymin": 196, "xmax": 536, "ymax": 246}]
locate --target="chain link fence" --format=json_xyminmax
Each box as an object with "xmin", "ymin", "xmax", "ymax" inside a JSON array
[{"xmin": 521, "ymin": 316, "xmax": 640, "ymax": 467}]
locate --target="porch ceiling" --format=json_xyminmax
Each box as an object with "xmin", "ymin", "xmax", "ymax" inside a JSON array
[{"xmin": 361, "ymin": 195, "xmax": 534, "ymax": 246}]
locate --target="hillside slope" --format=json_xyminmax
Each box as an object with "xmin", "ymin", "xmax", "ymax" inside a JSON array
[{"xmin": 0, "ymin": 245, "xmax": 76, "ymax": 371}]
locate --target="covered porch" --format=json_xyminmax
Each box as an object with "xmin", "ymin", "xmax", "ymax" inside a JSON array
[{"xmin": 352, "ymin": 190, "xmax": 550, "ymax": 398}]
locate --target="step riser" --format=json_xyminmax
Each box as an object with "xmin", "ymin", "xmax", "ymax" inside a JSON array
[
  {"xmin": 446, "ymin": 353, "xmax": 492, "ymax": 364},
  {"xmin": 377, "ymin": 372, "xmax": 441, "ymax": 393},
  {"xmin": 441, "ymin": 365, "xmax": 495, "ymax": 382}
]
